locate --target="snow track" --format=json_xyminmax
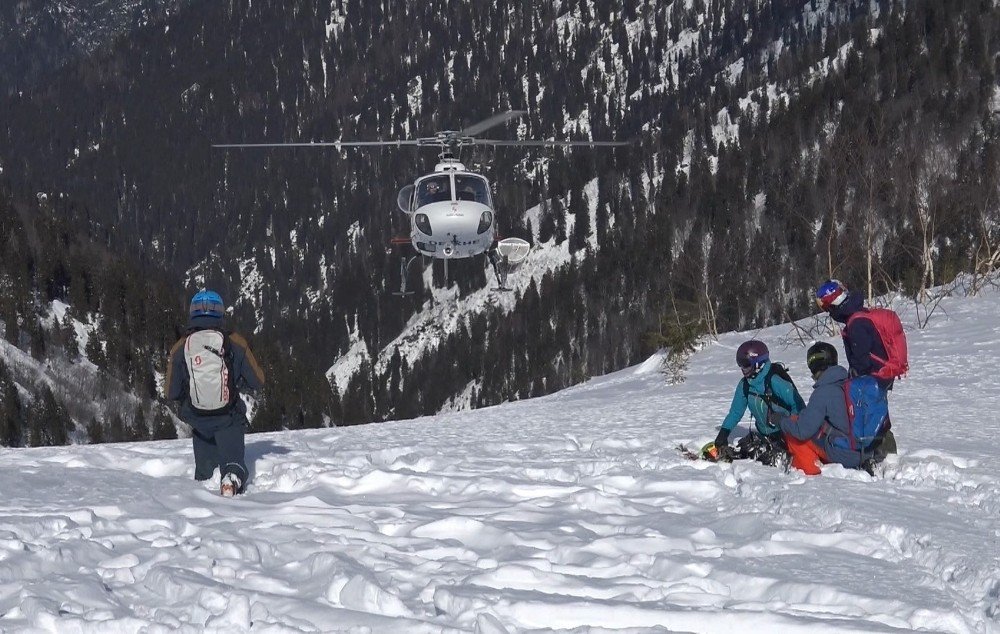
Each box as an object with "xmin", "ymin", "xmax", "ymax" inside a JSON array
[{"xmin": 2, "ymin": 291, "xmax": 1000, "ymax": 632}]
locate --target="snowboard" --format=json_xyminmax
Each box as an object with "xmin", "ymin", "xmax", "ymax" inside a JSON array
[{"xmin": 677, "ymin": 443, "xmax": 792, "ymax": 472}]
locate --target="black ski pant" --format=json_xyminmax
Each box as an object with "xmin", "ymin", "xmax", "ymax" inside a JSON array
[{"xmin": 190, "ymin": 412, "xmax": 248, "ymax": 489}]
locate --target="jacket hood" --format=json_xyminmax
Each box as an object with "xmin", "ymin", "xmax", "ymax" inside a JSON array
[
  {"xmin": 814, "ymin": 364, "xmax": 849, "ymax": 388},
  {"xmin": 830, "ymin": 290, "xmax": 865, "ymax": 323}
]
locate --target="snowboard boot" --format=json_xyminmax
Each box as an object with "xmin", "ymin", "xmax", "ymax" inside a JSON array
[
  {"xmin": 869, "ymin": 429, "xmax": 897, "ymax": 462},
  {"xmin": 220, "ymin": 473, "xmax": 242, "ymax": 497},
  {"xmin": 759, "ymin": 440, "xmax": 790, "ymax": 468},
  {"xmin": 860, "ymin": 457, "xmax": 878, "ymax": 476},
  {"xmin": 738, "ymin": 433, "xmax": 788, "ymax": 467},
  {"xmin": 880, "ymin": 429, "xmax": 898, "ymax": 455}
]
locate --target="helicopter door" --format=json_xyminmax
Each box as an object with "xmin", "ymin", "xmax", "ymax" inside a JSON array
[{"xmin": 397, "ymin": 184, "xmax": 415, "ymax": 213}]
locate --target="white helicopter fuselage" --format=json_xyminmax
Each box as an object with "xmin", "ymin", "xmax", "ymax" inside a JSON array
[
  {"xmin": 410, "ymin": 199, "xmax": 495, "ymax": 259},
  {"xmin": 400, "ymin": 163, "xmax": 496, "ymax": 259}
]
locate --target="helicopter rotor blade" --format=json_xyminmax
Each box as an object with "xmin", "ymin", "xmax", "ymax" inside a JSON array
[
  {"xmin": 212, "ymin": 140, "xmax": 421, "ymax": 148},
  {"xmin": 458, "ymin": 111, "xmax": 527, "ymax": 137},
  {"xmin": 471, "ymin": 139, "xmax": 630, "ymax": 147}
]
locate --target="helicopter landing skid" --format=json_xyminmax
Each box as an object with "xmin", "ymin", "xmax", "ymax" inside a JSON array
[
  {"xmin": 392, "ymin": 255, "xmax": 420, "ymax": 296},
  {"xmin": 488, "ymin": 249, "xmax": 512, "ymax": 291}
]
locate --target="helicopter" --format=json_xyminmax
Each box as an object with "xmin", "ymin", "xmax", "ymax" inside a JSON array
[{"xmin": 214, "ymin": 110, "xmax": 627, "ymax": 295}]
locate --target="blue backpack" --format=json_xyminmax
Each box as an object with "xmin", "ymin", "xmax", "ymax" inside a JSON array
[{"xmin": 834, "ymin": 375, "xmax": 888, "ymax": 451}]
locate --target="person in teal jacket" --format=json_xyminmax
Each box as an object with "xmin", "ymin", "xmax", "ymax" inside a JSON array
[{"xmin": 704, "ymin": 340, "xmax": 805, "ymax": 464}]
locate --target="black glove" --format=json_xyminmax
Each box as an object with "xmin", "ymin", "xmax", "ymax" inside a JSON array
[
  {"xmin": 767, "ymin": 409, "xmax": 784, "ymax": 426},
  {"xmin": 716, "ymin": 444, "xmax": 736, "ymax": 462},
  {"xmin": 713, "ymin": 428, "xmax": 730, "ymax": 447}
]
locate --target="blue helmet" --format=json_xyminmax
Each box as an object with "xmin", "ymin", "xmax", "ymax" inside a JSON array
[{"xmin": 190, "ymin": 290, "xmax": 224, "ymax": 318}]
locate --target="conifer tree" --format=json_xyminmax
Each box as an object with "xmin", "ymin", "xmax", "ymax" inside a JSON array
[
  {"xmin": 85, "ymin": 331, "xmax": 105, "ymax": 368},
  {"xmin": 87, "ymin": 417, "xmax": 105, "ymax": 444},
  {"xmin": 62, "ymin": 312, "xmax": 80, "ymax": 361},
  {"xmin": 131, "ymin": 406, "xmax": 149, "ymax": 441},
  {"xmin": 39, "ymin": 385, "xmax": 69, "ymax": 446},
  {"xmin": 109, "ymin": 413, "xmax": 126, "ymax": 443},
  {"xmin": 28, "ymin": 407, "xmax": 43, "ymax": 447},
  {"xmin": 0, "ymin": 359, "xmax": 22, "ymax": 447},
  {"xmin": 151, "ymin": 407, "xmax": 177, "ymax": 440},
  {"xmin": 569, "ymin": 186, "xmax": 590, "ymax": 253}
]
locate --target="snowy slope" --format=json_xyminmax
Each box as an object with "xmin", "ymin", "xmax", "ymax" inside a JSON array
[{"xmin": 2, "ymin": 291, "xmax": 1000, "ymax": 632}]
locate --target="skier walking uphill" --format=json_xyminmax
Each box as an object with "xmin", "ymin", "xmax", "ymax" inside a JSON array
[
  {"xmin": 815, "ymin": 279, "xmax": 905, "ymax": 454},
  {"xmin": 702, "ymin": 340, "xmax": 805, "ymax": 464},
  {"xmin": 165, "ymin": 290, "xmax": 265, "ymax": 496}
]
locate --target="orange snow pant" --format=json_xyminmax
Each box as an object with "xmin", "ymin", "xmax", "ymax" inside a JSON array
[{"xmin": 785, "ymin": 436, "xmax": 829, "ymax": 476}]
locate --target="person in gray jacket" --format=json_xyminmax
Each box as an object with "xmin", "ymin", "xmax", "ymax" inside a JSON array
[
  {"xmin": 165, "ymin": 290, "xmax": 266, "ymax": 496},
  {"xmin": 771, "ymin": 342, "xmax": 864, "ymax": 475}
]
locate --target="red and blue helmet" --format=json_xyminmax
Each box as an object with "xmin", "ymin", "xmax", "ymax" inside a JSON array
[
  {"xmin": 190, "ymin": 290, "xmax": 224, "ymax": 318},
  {"xmin": 815, "ymin": 279, "xmax": 848, "ymax": 311}
]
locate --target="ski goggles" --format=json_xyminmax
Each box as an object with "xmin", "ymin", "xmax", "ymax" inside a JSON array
[
  {"xmin": 807, "ymin": 352, "xmax": 828, "ymax": 375},
  {"xmin": 738, "ymin": 358, "xmax": 767, "ymax": 378}
]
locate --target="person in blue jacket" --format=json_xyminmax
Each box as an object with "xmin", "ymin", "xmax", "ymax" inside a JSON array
[
  {"xmin": 165, "ymin": 290, "xmax": 266, "ymax": 496},
  {"xmin": 704, "ymin": 340, "xmax": 805, "ymax": 464},
  {"xmin": 772, "ymin": 341, "xmax": 871, "ymax": 475}
]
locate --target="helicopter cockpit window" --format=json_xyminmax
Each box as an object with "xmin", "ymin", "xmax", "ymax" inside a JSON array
[
  {"xmin": 417, "ymin": 176, "xmax": 452, "ymax": 206},
  {"xmin": 455, "ymin": 176, "xmax": 490, "ymax": 204}
]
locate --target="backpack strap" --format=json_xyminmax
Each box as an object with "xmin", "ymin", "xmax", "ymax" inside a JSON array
[
  {"xmin": 221, "ymin": 332, "xmax": 238, "ymax": 402},
  {"xmin": 842, "ymin": 379, "xmax": 857, "ymax": 451},
  {"xmin": 744, "ymin": 365, "xmax": 794, "ymax": 413}
]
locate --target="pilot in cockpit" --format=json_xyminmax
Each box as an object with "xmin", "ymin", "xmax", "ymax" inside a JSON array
[{"xmin": 419, "ymin": 178, "xmax": 452, "ymax": 205}]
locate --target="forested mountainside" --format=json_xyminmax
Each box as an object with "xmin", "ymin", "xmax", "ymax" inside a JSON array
[
  {"xmin": 0, "ymin": 185, "xmax": 185, "ymax": 446},
  {"xmin": 0, "ymin": 0, "xmax": 194, "ymax": 95},
  {"xmin": 0, "ymin": 182, "xmax": 335, "ymax": 447},
  {"xmin": 1, "ymin": 0, "xmax": 999, "ymax": 439}
]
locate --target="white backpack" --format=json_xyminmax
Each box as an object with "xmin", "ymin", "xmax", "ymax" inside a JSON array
[{"xmin": 184, "ymin": 330, "xmax": 234, "ymax": 412}]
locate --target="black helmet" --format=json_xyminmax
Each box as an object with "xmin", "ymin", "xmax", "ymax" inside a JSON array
[
  {"xmin": 736, "ymin": 340, "xmax": 769, "ymax": 378},
  {"xmin": 807, "ymin": 341, "xmax": 838, "ymax": 377}
]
